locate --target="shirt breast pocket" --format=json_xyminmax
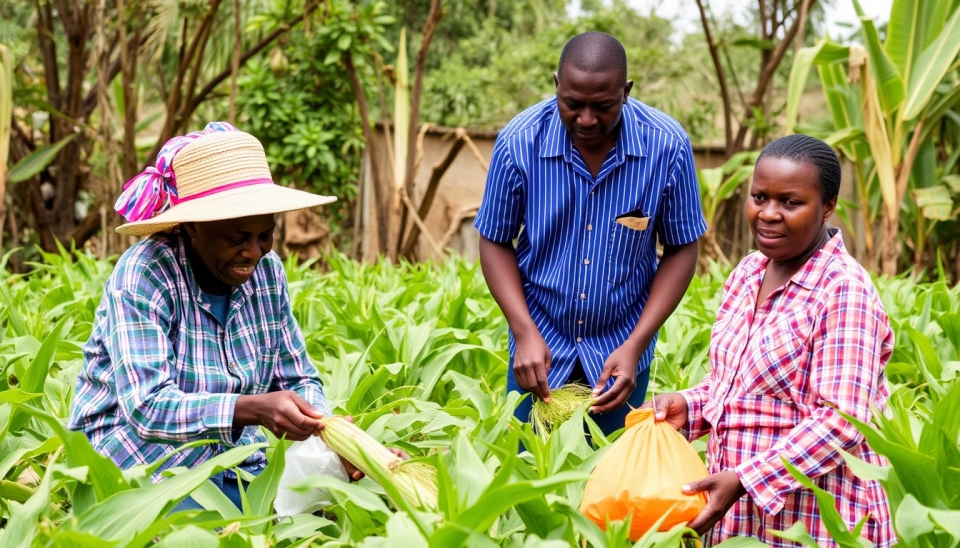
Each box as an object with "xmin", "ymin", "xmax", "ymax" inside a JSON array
[
  {"xmin": 605, "ymin": 221, "xmax": 652, "ymax": 285},
  {"xmin": 743, "ymin": 321, "xmax": 809, "ymax": 397},
  {"xmin": 253, "ymin": 345, "xmax": 280, "ymax": 393}
]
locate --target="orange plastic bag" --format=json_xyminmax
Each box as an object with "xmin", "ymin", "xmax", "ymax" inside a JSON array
[{"xmin": 580, "ymin": 407, "xmax": 708, "ymax": 540}]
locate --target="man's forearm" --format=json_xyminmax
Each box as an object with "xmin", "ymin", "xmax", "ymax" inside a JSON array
[
  {"xmin": 478, "ymin": 236, "xmax": 538, "ymax": 336},
  {"xmin": 625, "ymin": 240, "xmax": 699, "ymax": 352}
]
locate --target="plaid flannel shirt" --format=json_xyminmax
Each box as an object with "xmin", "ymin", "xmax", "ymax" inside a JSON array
[
  {"xmin": 681, "ymin": 230, "xmax": 895, "ymax": 547},
  {"xmin": 68, "ymin": 232, "xmax": 330, "ymax": 480}
]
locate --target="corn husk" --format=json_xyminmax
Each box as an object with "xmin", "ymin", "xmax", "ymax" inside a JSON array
[
  {"xmin": 316, "ymin": 415, "xmax": 438, "ymax": 510},
  {"xmin": 530, "ymin": 383, "xmax": 594, "ymax": 441}
]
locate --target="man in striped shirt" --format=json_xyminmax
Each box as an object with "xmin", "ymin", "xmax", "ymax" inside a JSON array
[{"xmin": 475, "ymin": 32, "xmax": 707, "ymax": 435}]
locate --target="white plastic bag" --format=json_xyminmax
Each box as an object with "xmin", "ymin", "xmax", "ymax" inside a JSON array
[{"xmin": 274, "ymin": 436, "xmax": 349, "ymax": 516}]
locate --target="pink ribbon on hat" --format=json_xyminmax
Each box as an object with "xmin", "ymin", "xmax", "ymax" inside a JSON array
[{"xmin": 114, "ymin": 122, "xmax": 239, "ymax": 223}]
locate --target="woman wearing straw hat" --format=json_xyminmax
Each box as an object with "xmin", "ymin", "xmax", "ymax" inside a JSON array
[{"xmin": 68, "ymin": 122, "xmax": 383, "ymax": 510}]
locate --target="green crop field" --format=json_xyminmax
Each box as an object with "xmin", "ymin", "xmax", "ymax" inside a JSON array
[{"xmin": 0, "ymin": 248, "xmax": 958, "ymax": 547}]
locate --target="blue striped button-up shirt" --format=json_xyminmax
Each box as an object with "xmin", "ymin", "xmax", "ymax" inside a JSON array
[
  {"xmin": 474, "ymin": 97, "xmax": 707, "ymax": 388},
  {"xmin": 68, "ymin": 232, "xmax": 330, "ymax": 479}
]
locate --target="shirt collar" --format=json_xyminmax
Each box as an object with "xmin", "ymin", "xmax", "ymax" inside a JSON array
[
  {"xmin": 539, "ymin": 97, "xmax": 645, "ymax": 160},
  {"xmin": 749, "ymin": 228, "xmax": 844, "ymax": 290},
  {"xmin": 174, "ymin": 231, "xmax": 254, "ymax": 307}
]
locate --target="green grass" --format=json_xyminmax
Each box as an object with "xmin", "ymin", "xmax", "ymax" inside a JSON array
[{"xmin": 0, "ymin": 246, "xmax": 957, "ymax": 547}]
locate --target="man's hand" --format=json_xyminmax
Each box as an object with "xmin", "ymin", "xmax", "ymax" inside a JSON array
[
  {"xmin": 513, "ymin": 328, "xmax": 552, "ymax": 402},
  {"xmin": 235, "ymin": 391, "xmax": 322, "ymax": 441},
  {"xmin": 681, "ymin": 470, "xmax": 747, "ymax": 536},
  {"xmin": 590, "ymin": 341, "xmax": 641, "ymax": 414},
  {"xmin": 639, "ymin": 392, "xmax": 689, "ymax": 431}
]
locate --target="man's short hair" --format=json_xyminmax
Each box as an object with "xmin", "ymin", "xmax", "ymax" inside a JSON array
[{"xmin": 557, "ymin": 32, "xmax": 628, "ymax": 84}]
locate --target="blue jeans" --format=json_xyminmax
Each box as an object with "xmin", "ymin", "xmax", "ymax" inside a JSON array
[
  {"xmin": 171, "ymin": 462, "xmax": 264, "ymax": 513},
  {"xmin": 508, "ymin": 360, "xmax": 650, "ymax": 437}
]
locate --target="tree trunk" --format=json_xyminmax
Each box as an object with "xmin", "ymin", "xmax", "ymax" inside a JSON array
[{"xmin": 880, "ymin": 213, "xmax": 900, "ymax": 277}]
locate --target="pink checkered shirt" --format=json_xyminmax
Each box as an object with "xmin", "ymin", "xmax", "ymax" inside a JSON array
[{"xmin": 681, "ymin": 231, "xmax": 895, "ymax": 547}]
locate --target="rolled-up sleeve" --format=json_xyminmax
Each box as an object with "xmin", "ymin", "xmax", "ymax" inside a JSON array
[
  {"xmin": 106, "ymin": 288, "xmax": 240, "ymax": 444},
  {"xmin": 474, "ymin": 135, "xmax": 525, "ymax": 243},
  {"xmin": 656, "ymin": 135, "xmax": 707, "ymax": 246}
]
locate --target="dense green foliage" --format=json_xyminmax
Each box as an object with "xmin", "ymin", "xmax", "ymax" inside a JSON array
[{"xmin": 0, "ymin": 248, "xmax": 958, "ymax": 546}]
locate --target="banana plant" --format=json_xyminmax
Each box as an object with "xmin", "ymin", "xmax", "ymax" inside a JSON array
[{"xmin": 785, "ymin": 0, "xmax": 960, "ymax": 276}]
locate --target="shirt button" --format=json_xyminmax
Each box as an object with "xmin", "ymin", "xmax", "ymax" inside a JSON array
[
  {"xmin": 578, "ymin": 319, "xmax": 584, "ymax": 325},
  {"xmin": 580, "ymin": 293, "xmax": 586, "ymax": 300},
  {"xmin": 576, "ymin": 337, "xmax": 583, "ymax": 343},
  {"xmin": 587, "ymin": 224, "xmax": 593, "ymax": 231},
  {"xmin": 583, "ymin": 258, "xmax": 590, "ymax": 265},
  {"xmin": 230, "ymin": 362, "xmax": 237, "ymax": 369}
]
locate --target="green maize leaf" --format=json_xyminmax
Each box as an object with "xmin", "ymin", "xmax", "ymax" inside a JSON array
[
  {"xmin": 0, "ymin": 479, "xmax": 33, "ymax": 501},
  {"xmin": 839, "ymin": 409, "xmax": 947, "ymax": 506},
  {"xmin": 188, "ymin": 476, "xmax": 244, "ymax": 520},
  {"xmin": 49, "ymin": 531, "xmax": 120, "ymax": 547},
  {"xmin": 454, "ymin": 471, "xmax": 588, "ymax": 532},
  {"xmin": 781, "ymin": 458, "xmax": 871, "ymax": 548},
  {"xmin": 713, "ymin": 537, "xmax": 771, "ymax": 548},
  {"xmin": 770, "ymin": 520, "xmax": 819, "ymax": 548},
  {"xmin": 0, "ymin": 388, "xmax": 43, "ymax": 404},
  {"xmin": 902, "ymin": 5, "xmax": 960, "ymax": 120},
  {"xmin": 69, "ymin": 444, "xmax": 263, "ymax": 541},
  {"xmin": 383, "ymin": 511, "xmax": 429, "ymax": 548},
  {"xmin": 291, "ymin": 474, "xmax": 392, "ymax": 518},
  {"xmin": 451, "ymin": 431, "xmax": 493, "ymax": 508},
  {"xmin": 273, "ymin": 513, "xmax": 338, "ymax": 542},
  {"xmin": 860, "ymin": 18, "xmax": 906, "ymax": 113},
  {"xmin": 836, "ymin": 447, "xmax": 890, "ymax": 482},
  {"xmin": 895, "ymin": 494, "xmax": 937, "ymax": 545},
  {"xmin": 0, "ymin": 464, "xmax": 86, "ymax": 548},
  {"xmin": 14, "ymin": 403, "xmax": 128, "ymax": 506},
  {"xmin": 243, "ymin": 434, "xmax": 286, "ymax": 529},
  {"xmin": 7, "ymin": 134, "xmax": 77, "ymax": 184},
  {"xmin": 155, "ymin": 526, "xmax": 220, "ymax": 548}
]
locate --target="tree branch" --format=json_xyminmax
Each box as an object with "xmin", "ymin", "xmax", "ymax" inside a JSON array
[
  {"xmin": 398, "ymin": 0, "xmax": 444, "ymax": 252},
  {"xmin": 400, "ymin": 129, "xmax": 467, "ymax": 259},
  {"xmin": 344, "ymin": 51, "xmax": 388, "ymax": 255},
  {"xmin": 695, "ymin": 0, "xmax": 733, "ymax": 154},
  {"xmin": 184, "ymin": 1, "xmax": 322, "ymax": 119}
]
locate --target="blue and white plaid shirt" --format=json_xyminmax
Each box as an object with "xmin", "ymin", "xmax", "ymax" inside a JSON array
[
  {"xmin": 69, "ymin": 231, "xmax": 330, "ymax": 479},
  {"xmin": 475, "ymin": 97, "xmax": 707, "ymax": 389}
]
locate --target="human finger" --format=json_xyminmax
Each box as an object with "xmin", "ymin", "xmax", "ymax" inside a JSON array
[
  {"xmin": 533, "ymin": 362, "xmax": 551, "ymax": 403},
  {"xmin": 591, "ymin": 373, "xmax": 634, "ymax": 413}
]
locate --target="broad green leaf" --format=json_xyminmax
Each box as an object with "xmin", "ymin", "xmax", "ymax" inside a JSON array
[
  {"xmin": 7, "ymin": 134, "xmax": 77, "ymax": 184},
  {"xmin": 860, "ymin": 18, "xmax": 905, "ymax": 113},
  {"xmin": 273, "ymin": 513, "xmax": 338, "ymax": 542},
  {"xmin": 244, "ymin": 435, "xmax": 286, "ymax": 526},
  {"xmin": 786, "ymin": 40, "xmax": 846, "ymax": 134},
  {"xmin": 903, "ymin": 5, "xmax": 960, "ymax": 120},
  {"xmin": 781, "ymin": 459, "xmax": 869, "ymax": 548},
  {"xmin": 70, "ymin": 444, "xmax": 263, "ymax": 541},
  {"xmin": 912, "ymin": 185, "xmax": 955, "ymax": 220},
  {"xmin": 771, "ymin": 520, "xmax": 819, "ymax": 548},
  {"xmin": 156, "ymin": 526, "xmax": 219, "ymax": 548}
]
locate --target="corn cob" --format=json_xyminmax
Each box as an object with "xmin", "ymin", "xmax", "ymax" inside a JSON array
[{"xmin": 316, "ymin": 415, "xmax": 438, "ymax": 510}]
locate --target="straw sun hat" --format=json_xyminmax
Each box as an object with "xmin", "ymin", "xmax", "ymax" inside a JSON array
[{"xmin": 115, "ymin": 124, "xmax": 336, "ymax": 236}]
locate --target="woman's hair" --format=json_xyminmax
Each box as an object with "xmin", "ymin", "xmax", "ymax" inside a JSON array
[{"xmin": 757, "ymin": 134, "xmax": 841, "ymax": 204}]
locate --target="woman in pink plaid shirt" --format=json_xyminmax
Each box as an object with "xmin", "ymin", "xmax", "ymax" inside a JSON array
[{"xmin": 647, "ymin": 134, "xmax": 895, "ymax": 547}]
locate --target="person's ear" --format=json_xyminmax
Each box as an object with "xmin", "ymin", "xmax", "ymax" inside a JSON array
[
  {"xmin": 183, "ymin": 222, "xmax": 197, "ymax": 239},
  {"xmin": 823, "ymin": 198, "xmax": 837, "ymax": 224},
  {"xmin": 554, "ymin": 71, "xmax": 560, "ymax": 90},
  {"xmin": 624, "ymin": 80, "xmax": 633, "ymax": 100}
]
